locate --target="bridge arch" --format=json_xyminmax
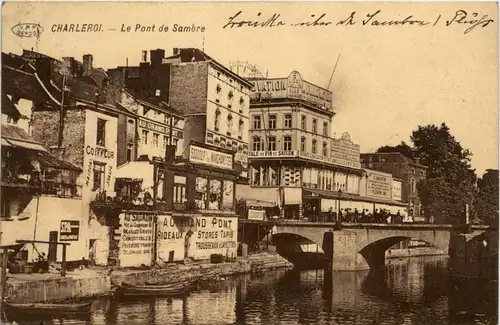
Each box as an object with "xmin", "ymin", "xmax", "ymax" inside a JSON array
[
  {"xmin": 357, "ymin": 236, "xmax": 445, "ymax": 270},
  {"xmin": 271, "ymin": 232, "xmax": 326, "ymax": 268}
]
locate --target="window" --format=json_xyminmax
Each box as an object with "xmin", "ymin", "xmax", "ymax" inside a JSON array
[
  {"xmin": 269, "ymin": 115, "xmax": 276, "ymax": 129},
  {"xmin": 163, "ymin": 136, "xmax": 168, "ymax": 150},
  {"xmin": 209, "ymin": 179, "xmax": 222, "ymax": 210},
  {"xmin": 195, "ymin": 177, "xmax": 208, "ymax": 209},
  {"xmin": 253, "ymin": 115, "xmax": 261, "ymax": 129},
  {"xmin": 142, "ymin": 130, "xmax": 149, "ymax": 145},
  {"xmin": 411, "ymin": 178, "xmax": 416, "ymax": 192},
  {"xmin": 126, "ymin": 144, "xmax": 133, "ymax": 162},
  {"xmin": 215, "ymin": 110, "xmax": 221, "ymax": 132},
  {"xmin": 322, "ymin": 142, "xmax": 328, "ymax": 156},
  {"xmin": 226, "ymin": 114, "xmax": 233, "ymax": 136},
  {"xmin": 301, "ymin": 137, "xmax": 306, "ymax": 151},
  {"xmin": 93, "ymin": 163, "xmax": 106, "ymax": 191},
  {"xmin": 301, "ymin": 115, "xmax": 307, "ymax": 130},
  {"xmin": 284, "ymin": 114, "xmax": 292, "ymax": 128},
  {"xmin": 312, "ymin": 139, "xmax": 317, "ymax": 154},
  {"xmin": 153, "ymin": 133, "xmax": 159, "ymax": 147},
  {"xmin": 323, "ymin": 122, "xmax": 328, "ymax": 136},
  {"xmin": 268, "ymin": 136, "xmax": 276, "ymax": 151},
  {"xmin": 173, "ymin": 175, "xmax": 187, "ymax": 206},
  {"xmin": 411, "ymin": 168, "xmax": 416, "ymax": 174},
  {"xmin": 96, "ymin": 118, "xmax": 106, "ymax": 146},
  {"xmin": 252, "ymin": 136, "xmax": 262, "ymax": 151},
  {"xmin": 312, "ymin": 119, "xmax": 317, "ymax": 133},
  {"xmin": 238, "ymin": 120, "xmax": 244, "ymax": 140},
  {"xmin": 127, "ymin": 120, "xmax": 135, "ymax": 136},
  {"xmin": 283, "ymin": 136, "xmax": 292, "ymax": 151}
]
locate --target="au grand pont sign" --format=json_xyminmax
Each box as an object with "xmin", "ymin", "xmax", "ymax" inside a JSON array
[
  {"xmin": 189, "ymin": 145, "xmax": 233, "ymax": 170},
  {"xmin": 249, "ymin": 71, "xmax": 333, "ymax": 110}
]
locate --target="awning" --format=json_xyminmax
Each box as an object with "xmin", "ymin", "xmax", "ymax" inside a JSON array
[
  {"xmin": 37, "ymin": 151, "xmax": 81, "ymax": 171},
  {"xmin": 1, "ymin": 138, "xmax": 12, "ymax": 147},
  {"xmin": 6, "ymin": 138, "xmax": 47, "ymax": 152},
  {"xmin": 304, "ymin": 188, "xmax": 407, "ymax": 207},
  {"xmin": 245, "ymin": 199, "xmax": 277, "ymax": 208}
]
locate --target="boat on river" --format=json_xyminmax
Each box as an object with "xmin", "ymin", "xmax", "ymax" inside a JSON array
[
  {"xmin": 117, "ymin": 281, "xmax": 194, "ymax": 296},
  {"xmin": 3, "ymin": 301, "xmax": 92, "ymax": 315}
]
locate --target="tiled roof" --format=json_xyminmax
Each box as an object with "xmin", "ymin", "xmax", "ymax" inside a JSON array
[{"xmin": 2, "ymin": 125, "xmax": 41, "ymax": 144}]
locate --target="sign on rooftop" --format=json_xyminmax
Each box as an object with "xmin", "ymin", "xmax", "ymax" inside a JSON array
[
  {"xmin": 330, "ymin": 133, "xmax": 361, "ymax": 169},
  {"xmin": 249, "ymin": 71, "xmax": 332, "ymax": 111}
]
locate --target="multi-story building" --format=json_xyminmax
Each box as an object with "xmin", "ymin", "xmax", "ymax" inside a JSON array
[
  {"xmin": 166, "ymin": 48, "xmax": 253, "ymax": 181},
  {"xmin": 115, "ymin": 90, "xmax": 184, "ymax": 164},
  {"xmin": 108, "ymin": 48, "xmax": 253, "ymax": 181},
  {"xmin": 360, "ymin": 152, "xmax": 427, "ymax": 221},
  {"xmin": 240, "ymin": 71, "xmax": 366, "ymax": 219}
]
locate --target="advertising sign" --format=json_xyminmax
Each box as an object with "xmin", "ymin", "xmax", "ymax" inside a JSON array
[
  {"xmin": 118, "ymin": 213, "xmax": 155, "ymax": 267},
  {"xmin": 248, "ymin": 209, "xmax": 265, "ymax": 221},
  {"xmin": 250, "ymin": 71, "xmax": 332, "ymax": 110},
  {"xmin": 330, "ymin": 133, "xmax": 361, "ymax": 169},
  {"xmin": 156, "ymin": 215, "xmax": 196, "ymax": 263},
  {"xmin": 366, "ymin": 170, "xmax": 392, "ymax": 199},
  {"xmin": 59, "ymin": 220, "xmax": 80, "ymax": 241},
  {"xmin": 249, "ymin": 150, "xmax": 297, "ymax": 158},
  {"xmin": 192, "ymin": 216, "xmax": 238, "ymax": 260},
  {"xmin": 189, "ymin": 145, "xmax": 233, "ymax": 170}
]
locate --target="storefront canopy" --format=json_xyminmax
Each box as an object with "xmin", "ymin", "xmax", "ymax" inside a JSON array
[
  {"xmin": 37, "ymin": 151, "xmax": 82, "ymax": 171},
  {"xmin": 303, "ymin": 188, "xmax": 407, "ymax": 207}
]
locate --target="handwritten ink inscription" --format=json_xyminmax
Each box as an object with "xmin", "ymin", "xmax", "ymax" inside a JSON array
[{"xmin": 223, "ymin": 10, "xmax": 495, "ymax": 34}]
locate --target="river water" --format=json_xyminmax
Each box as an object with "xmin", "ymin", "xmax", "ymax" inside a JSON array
[{"xmin": 7, "ymin": 256, "xmax": 498, "ymax": 325}]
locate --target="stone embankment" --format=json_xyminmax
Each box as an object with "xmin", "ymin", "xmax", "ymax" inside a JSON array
[{"xmin": 4, "ymin": 253, "xmax": 292, "ymax": 303}]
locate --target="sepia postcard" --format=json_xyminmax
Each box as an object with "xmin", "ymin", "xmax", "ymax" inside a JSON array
[{"xmin": 0, "ymin": 2, "xmax": 498, "ymax": 325}]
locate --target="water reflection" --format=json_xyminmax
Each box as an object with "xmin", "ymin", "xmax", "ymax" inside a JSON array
[{"xmin": 5, "ymin": 256, "xmax": 497, "ymax": 325}]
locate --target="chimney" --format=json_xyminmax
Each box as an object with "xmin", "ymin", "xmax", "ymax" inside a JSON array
[
  {"xmin": 150, "ymin": 49, "xmax": 165, "ymax": 69},
  {"xmin": 35, "ymin": 57, "xmax": 53, "ymax": 81},
  {"xmin": 173, "ymin": 48, "xmax": 180, "ymax": 56},
  {"xmin": 141, "ymin": 50, "xmax": 147, "ymax": 62},
  {"xmin": 82, "ymin": 54, "xmax": 93, "ymax": 77}
]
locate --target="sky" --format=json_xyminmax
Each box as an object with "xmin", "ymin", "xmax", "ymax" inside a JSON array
[{"xmin": 2, "ymin": 2, "xmax": 498, "ymax": 174}]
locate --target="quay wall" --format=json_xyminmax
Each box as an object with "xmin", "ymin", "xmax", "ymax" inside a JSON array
[{"xmin": 4, "ymin": 254, "xmax": 292, "ymax": 303}]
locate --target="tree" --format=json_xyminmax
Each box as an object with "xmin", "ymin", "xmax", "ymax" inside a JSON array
[
  {"xmin": 475, "ymin": 169, "xmax": 499, "ymax": 225},
  {"xmin": 411, "ymin": 123, "xmax": 477, "ymax": 224},
  {"xmin": 376, "ymin": 141, "xmax": 415, "ymax": 160}
]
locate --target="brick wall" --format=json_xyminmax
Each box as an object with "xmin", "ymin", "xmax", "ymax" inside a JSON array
[
  {"xmin": 181, "ymin": 115, "xmax": 206, "ymax": 157},
  {"xmin": 169, "ymin": 62, "xmax": 208, "ymax": 115},
  {"xmin": 32, "ymin": 109, "xmax": 86, "ymax": 168}
]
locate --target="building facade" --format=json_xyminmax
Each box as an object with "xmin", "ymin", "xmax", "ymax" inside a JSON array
[
  {"xmin": 116, "ymin": 90, "xmax": 184, "ymax": 164},
  {"xmin": 241, "ymin": 71, "xmax": 367, "ymax": 219},
  {"xmin": 107, "ymin": 48, "xmax": 253, "ymax": 181},
  {"xmin": 360, "ymin": 152, "xmax": 427, "ymax": 221}
]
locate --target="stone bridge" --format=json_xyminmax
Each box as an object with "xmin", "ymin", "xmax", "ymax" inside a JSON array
[{"xmin": 271, "ymin": 222, "xmax": 497, "ymax": 274}]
